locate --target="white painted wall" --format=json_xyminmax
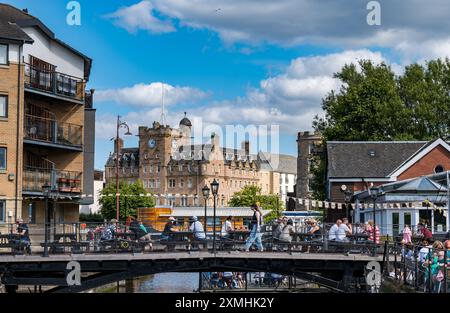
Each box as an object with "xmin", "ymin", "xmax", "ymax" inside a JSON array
[
  {"xmin": 22, "ymin": 27, "xmax": 85, "ymax": 78},
  {"xmin": 279, "ymin": 173, "xmax": 296, "ymax": 203},
  {"xmin": 79, "ymin": 179, "xmax": 104, "ymax": 214}
]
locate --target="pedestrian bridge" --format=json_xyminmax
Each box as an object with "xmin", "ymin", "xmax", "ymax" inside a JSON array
[{"xmin": 0, "ymin": 251, "xmax": 384, "ymax": 293}]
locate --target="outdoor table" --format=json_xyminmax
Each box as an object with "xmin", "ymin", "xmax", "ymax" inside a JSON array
[
  {"xmin": 347, "ymin": 234, "xmax": 370, "ymax": 243},
  {"xmin": 228, "ymin": 230, "xmax": 251, "ymax": 242}
]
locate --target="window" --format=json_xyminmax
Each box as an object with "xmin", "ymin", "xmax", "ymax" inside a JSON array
[
  {"xmin": 307, "ymin": 178, "xmax": 313, "ymax": 192},
  {"xmin": 0, "ymin": 44, "xmax": 8, "ymax": 65},
  {"xmin": 0, "ymin": 96, "xmax": 7, "ymax": 118},
  {"xmin": 169, "ymin": 179, "xmax": 176, "ymax": 188},
  {"xmin": 181, "ymin": 197, "xmax": 187, "ymax": 206},
  {"xmin": 435, "ymin": 165, "xmax": 445, "ymax": 173},
  {"xmin": 179, "ymin": 165, "xmax": 183, "ymax": 172},
  {"xmin": 157, "ymin": 164, "xmax": 161, "ymax": 173},
  {"xmin": 308, "ymin": 143, "xmax": 315, "ymax": 155},
  {"xmin": 187, "ymin": 178, "xmax": 193, "ymax": 188},
  {"xmin": 180, "ymin": 179, "xmax": 184, "ymax": 188},
  {"xmin": 0, "ymin": 147, "xmax": 6, "ymax": 170},
  {"xmin": 0, "ymin": 200, "xmax": 5, "ymax": 223},
  {"xmin": 143, "ymin": 166, "xmax": 147, "ymax": 174}
]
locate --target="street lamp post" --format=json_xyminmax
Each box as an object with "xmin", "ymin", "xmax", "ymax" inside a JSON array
[
  {"xmin": 42, "ymin": 184, "xmax": 51, "ymax": 257},
  {"xmin": 340, "ymin": 185, "xmax": 353, "ymax": 219},
  {"xmin": 202, "ymin": 185, "xmax": 210, "ymax": 238},
  {"xmin": 370, "ymin": 189, "xmax": 378, "ymax": 247},
  {"xmin": 115, "ymin": 116, "xmax": 132, "ymax": 222},
  {"xmin": 210, "ymin": 179, "xmax": 219, "ymax": 254}
]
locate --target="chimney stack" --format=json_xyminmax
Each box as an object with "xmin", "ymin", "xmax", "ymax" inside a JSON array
[
  {"xmin": 242, "ymin": 141, "xmax": 250, "ymax": 155},
  {"xmin": 114, "ymin": 138, "xmax": 124, "ymax": 153}
]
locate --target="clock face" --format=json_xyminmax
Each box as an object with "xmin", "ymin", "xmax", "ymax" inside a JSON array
[{"xmin": 148, "ymin": 139, "xmax": 156, "ymax": 149}]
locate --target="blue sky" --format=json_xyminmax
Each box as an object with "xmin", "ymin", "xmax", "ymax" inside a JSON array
[{"xmin": 5, "ymin": 0, "xmax": 450, "ymax": 169}]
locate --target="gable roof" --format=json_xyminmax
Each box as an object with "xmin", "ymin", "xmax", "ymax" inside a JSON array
[
  {"xmin": 327, "ymin": 139, "xmax": 450, "ymax": 179},
  {"xmin": 388, "ymin": 138, "xmax": 450, "ymax": 178},
  {"xmin": 0, "ymin": 3, "xmax": 92, "ymax": 80},
  {"xmin": 327, "ymin": 141, "xmax": 427, "ymax": 178}
]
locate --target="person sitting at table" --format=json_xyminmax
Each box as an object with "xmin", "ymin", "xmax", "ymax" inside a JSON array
[
  {"xmin": 221, "ymin": 216, "xmax": 234, "ymax": 239},
  {"xmin": 366, "ymin": 220, "xmax": 380, "ymax": 244},
  {"xmin": 189, "ymin": 216, "xmax": 206, "ymax": 249},
  {"xmin": 328, "ymin": 219, "xmax": 342, "ymax": 241},
  {"xmin": 336, "ymin": 219, "xmax": 351, "ymax": 242},
  {"xmin": 418, "ymin": 223, "xmax": 433, "ymax": 242},
  {"xmin": 278, "ymin": 219, "xmax": 295, "ymax": 242},
  {"xmin": 136, "ymin": 220, "xmax": 153, "ymax": 251},
  {"xmin": 273, "ymin": 216, "xmax": 287, "ymax": 242},
  {"xmin": 15, "ymin": 218, "xmax": 32, "ymax": 255},
  {"xmin": 162, "ymin": 217, "xmax": 178, "ymax": 240}
]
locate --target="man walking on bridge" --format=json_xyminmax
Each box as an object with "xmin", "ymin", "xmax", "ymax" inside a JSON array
[{"xmin": 244, "ymin": 203, "xmax": 264, "ymax": 252}]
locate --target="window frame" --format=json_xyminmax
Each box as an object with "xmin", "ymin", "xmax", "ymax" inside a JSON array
[
  {"xmin": 0, "ymin": 95, "xmax": 7, "ymax": 118},
  {"xmin": 0, "ymin": 200, "xmax": 5, "ymax": 223},
  {"xmin": 0, "ymin": 147, "xmax": 6, "ymax": 170},
  {"xmin": 0, "ymin": 44, "xmax": 9, "ymax": 66}
]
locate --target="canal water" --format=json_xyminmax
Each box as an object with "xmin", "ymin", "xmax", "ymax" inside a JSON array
[{"xmin": 96, "ymin": 273, "xmax": 199, "ymax": 293}]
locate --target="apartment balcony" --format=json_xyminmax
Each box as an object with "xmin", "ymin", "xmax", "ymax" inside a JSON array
[
  {"xmin": 24, "ymin": 114, "xmax": 83, "ymax": 151},
  {"xmin": 22, "ymin": 167, "xmax": 82, "ymax": 196},
  {"xmin": 24, "ymin": 63, "xmax": 86, "ymax": 103}
]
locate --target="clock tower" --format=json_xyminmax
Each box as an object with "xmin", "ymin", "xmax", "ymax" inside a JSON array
[{"xmin": 138, "ymin": 114, "xmax": 192, "ymax": 194}]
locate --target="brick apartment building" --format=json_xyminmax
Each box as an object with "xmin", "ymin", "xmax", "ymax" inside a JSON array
[
  {"xmin": 0, "ymin": 4, "xmax": 95, "ymax": 229},
  {"xmin": 105, "ymin": 117, "xmax": 296, "ymax": 207}
]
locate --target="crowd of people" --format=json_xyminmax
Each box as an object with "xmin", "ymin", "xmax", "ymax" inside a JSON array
[{"xmin": 398, "ymin": 238, "xmax": 450, "ymax": 293}]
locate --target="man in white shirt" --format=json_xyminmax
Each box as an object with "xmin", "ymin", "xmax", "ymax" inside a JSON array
[
  {"xmin": 328, "ymin": 219, "xmax": 342, "ymax": 240},
  {"xmin": 221, "ymin": 216, "xmax": 234, "ymax": 238},
  {"xmin": 189, "ymin": 216, "xmax": 206, "ymax": 240},
  {"xmin": 337, "ymin": 221, "xmax": 351, "ymax": 242}
]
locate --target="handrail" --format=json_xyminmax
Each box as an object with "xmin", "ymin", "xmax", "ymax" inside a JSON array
[
  {"xmin": 24, "ymin": 63, "xmax": 86, "ymax": 101},
  {"xmin": 24, "ymin": 114, "xmax": 83, "ymax": 147}
]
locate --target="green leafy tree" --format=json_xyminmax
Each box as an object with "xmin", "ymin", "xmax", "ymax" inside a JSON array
[
  {"xmin": 312, "ymin": 58, "xmax": 450, "ymax": 200},
  {"xmin": 229, "ymin": 185, "xmax": 284, "ymax": 222},
  {"xmin": 99, "ymin": 180, "xmax": 155, "ymax": 221}
]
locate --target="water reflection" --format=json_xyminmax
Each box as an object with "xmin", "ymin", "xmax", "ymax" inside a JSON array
[{"xmin": 135, "ymin": 273, "xmax": 198, "ymax": 293}]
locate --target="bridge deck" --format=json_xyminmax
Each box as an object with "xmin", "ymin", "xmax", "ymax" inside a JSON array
[{"xmin": 0, "ymin": 251, "xmax": 386, "ymax": 263}]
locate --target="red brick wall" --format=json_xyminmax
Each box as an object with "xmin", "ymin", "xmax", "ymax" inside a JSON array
[{"xmin": 398, "ymin": 145, "xmax": 450, "ymax": 180}]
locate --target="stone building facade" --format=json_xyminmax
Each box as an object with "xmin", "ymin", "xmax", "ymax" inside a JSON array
[
  {"xmin": 295, "ymin": 131, "xmax": 322, "ymax": 209},
  {"xmin": 105, "ymin": 117, "xmax": 296, "ymax": 207}
]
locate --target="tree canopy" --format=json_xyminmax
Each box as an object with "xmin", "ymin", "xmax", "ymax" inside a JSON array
[
  {"xmin": 229, "ymin": 185, "xmax": 284, "ymax": 222},
  {"xmin": 99, "ymin": 181, "xmax": 155, "ymax": 221}
]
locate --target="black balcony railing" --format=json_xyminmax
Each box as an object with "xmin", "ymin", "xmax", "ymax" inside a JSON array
[
  {"xmin": 24, "ymin": 114, "xmax": 83, "ymax": 148},
  {"xmin": 24, "ymin": 63, "xmax": 86, "ymax": 101},
  {"xmin": 23, "ymin": 166, "xmax": 82, "ymax": 194}
]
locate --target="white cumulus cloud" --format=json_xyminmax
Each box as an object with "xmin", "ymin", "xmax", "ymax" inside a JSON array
[{"xmin": 95, "ymin": 82, "xmax": 210, "ymax": 107}]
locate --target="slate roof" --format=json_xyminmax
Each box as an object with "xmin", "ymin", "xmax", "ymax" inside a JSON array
[
  {"xmin": 258, "ymin": 152, "xmax": 297, "ymax": 174},
  {"xmin": 327, "ymin": 141, "xmax": 428, "ymax": 178},
  {"xmin": 105, "ymin": 148, "xmax": 139, "ymax": 167},
  {"xmin": 0, "ymin": 5, "xmax": 33, "ymax": 42}
]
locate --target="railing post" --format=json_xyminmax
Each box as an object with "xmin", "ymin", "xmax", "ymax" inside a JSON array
[
  {"xmin": 53, "ymin": 120, "xmax": 58, "ymax": 144},
  {"xmin": 444, "ymin": 249, "xmax": 447, "ymax": 293},
  {"xmin": 428, "ymin": 249, "xmax": 432, "ymax": 293}
]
